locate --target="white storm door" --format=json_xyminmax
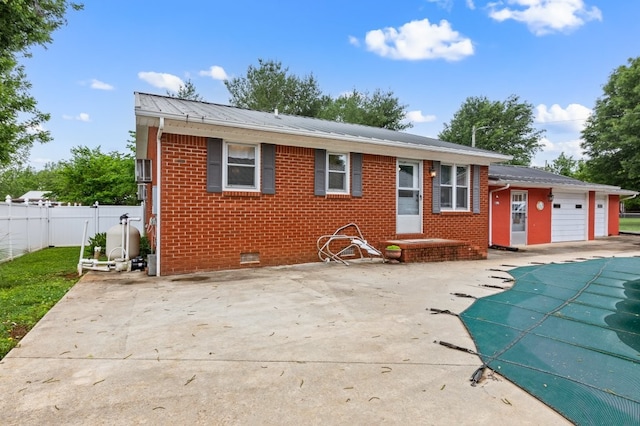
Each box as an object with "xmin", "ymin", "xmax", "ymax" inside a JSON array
[
  {"xmin": 511, "ymin": 191, "xmax": 527, "ymax": 245},
  {"xmin": 397, "ymin": 160, "xmax": 422, "ymax": 234}
]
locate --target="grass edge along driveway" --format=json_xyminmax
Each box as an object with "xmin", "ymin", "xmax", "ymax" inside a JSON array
[{"xmin": 0, "ymin": 247, "xmax": 80, "ymax": 359}]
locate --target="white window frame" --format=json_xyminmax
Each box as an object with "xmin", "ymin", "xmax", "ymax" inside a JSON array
[
  {"xmin": 440, "ymin": 163, "xmax": 470, "ymax": 211},
  {"xmin": 223, "ymin": 142, "xmax": 260, "ymax": 191},
  {"xmin": 326, "ymin": 152, "xmax": 350, "ymax": 194}
]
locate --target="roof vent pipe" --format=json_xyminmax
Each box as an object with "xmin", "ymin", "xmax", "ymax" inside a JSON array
[{"xmin": 274, "ymin": 108, "xmax": 278, "ymax": 117}]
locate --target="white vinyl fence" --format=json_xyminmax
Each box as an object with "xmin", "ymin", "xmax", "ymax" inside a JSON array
[{"xmin": 0, "ymin": 200, "xmax": 144, "ymax": 263}]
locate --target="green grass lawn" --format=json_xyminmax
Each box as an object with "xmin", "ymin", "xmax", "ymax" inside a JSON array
[
  {"xmin": 619, "ymin": 217, "xmax": 640, "ymax": 232},
  {"xmin": 0, "ymin": 247, "xmax": 80, "ymax": 359}
]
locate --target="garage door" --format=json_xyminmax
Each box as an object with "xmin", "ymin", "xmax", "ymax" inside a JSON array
[
  {"xmin": 552, "ymin": 192, "xmax": 587, "ymax": 242},
  {"xmin": 594, "ymin": 195, "xmax": 607, "ymax": 237}
]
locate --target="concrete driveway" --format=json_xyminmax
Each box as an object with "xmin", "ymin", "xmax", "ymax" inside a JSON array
[{"xmin": 2, "ymin": 236, "xmax": 639, "ymax": 425}]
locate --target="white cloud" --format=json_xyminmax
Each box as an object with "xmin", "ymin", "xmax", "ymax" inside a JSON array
[
  {"xmin": 532, "ymin": 136, "xmax": 584, "ymax": 166},
  {"xmin": 198, "ymin": 65, "xmax": 229, "ymax": 80},
  {"xmin": 62, "ymin": 113, "xmax": 91, "ymax": 122},
  {"xmin": 90, "ymin": 79, "xmax": 114, "ymax": 90},
  {"xmin": 536, "ymin": 103, "xmax": 591, "ymax": 132},
  {"xmin": 364, "ymin": 18, "xmax": 474, "ymax": 61},
  {"xmin": 488, "ymin": 0, "xmax": 602, "ymax": 35},
  {"xmin": 466, "ymin": 0, "xmax": 477, "ymax": 10},
  {"xmin": 138, "ymin": 71, "xmax": 184, "ymax": 92},
  {"xmin": 348, "ymin": 35, "xmax": 360, "ymax": 47},
  {"xmin": 406, "ymin": 110, "xmax": 437, "ymax": 123},
  {"xmin": 425, "ymin": 0, "xmax": 453, "ymax": 11}
]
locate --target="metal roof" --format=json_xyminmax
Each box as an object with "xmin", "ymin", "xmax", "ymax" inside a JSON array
[
  {"xmin": 489, "ymin": 164, "xmax": 637, "ymax": 195},
  {"xmin": 134, "ymin": 92, "xmax": 511, "ymax": 164}
]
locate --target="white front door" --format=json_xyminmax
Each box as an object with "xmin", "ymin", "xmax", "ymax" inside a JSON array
[
  {"xmin": 397, "ymin": 160, "xmax": 422, "ymax": 234},
  {"xmin": 511, "ymin": 191, "xmax": 527, "ymax": 245}
]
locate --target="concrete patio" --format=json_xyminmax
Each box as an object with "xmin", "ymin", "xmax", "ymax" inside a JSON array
[{"xmin": 1, "ymin": 236, "xmax": 639, "ymax": 425}]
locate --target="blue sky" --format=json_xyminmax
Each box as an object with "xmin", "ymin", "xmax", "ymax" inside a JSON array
[{"xmin": 22, "ymin": 0, "xmax": 640, "ymax": 168}]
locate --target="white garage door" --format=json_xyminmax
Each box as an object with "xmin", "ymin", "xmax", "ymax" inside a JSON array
[
  {"xmin": 594, "ymin": 195, "xmax": 607, "ymax": 237},
  {"xmin": 552, "ymin": 192, "xmax": 587, "ymax": 242}
]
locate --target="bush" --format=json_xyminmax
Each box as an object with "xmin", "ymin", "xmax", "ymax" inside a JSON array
[
  {"xmin": 139, "ymin": 235, "xmax": 152, "ymax": 257},
  {"xmin": 85, "ymin": 232, "xmax": 106, "ymax": 258}
]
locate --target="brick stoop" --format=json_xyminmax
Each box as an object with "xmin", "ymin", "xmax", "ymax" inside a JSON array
[{"xmin": 382, "ymin": 239, "xmax": 486, "ymax": 263}]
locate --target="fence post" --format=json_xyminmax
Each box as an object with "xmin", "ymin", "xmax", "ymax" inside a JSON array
[{"xmin": 5, "ymin": 195, "xmax": 13, "ymax": 260}]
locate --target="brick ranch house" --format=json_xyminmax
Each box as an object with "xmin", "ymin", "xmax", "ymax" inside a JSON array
[
  {"xmin": 134, "ymin": 92, "xmax": 511, "ymax": 276},
  {"xmin": 488, "ymin": 165, "xmax": 637, "ymax": 247}
]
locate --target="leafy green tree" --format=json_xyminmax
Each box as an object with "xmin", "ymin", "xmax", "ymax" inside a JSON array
[
  {"xmin": 318, "ymin": 89, "xmax": 412, "ymax": 131},
  {"xmin": 544, "ymin": 152, "xmax": 579, "ymax": 177},
  {"xmin": 438, "ymin": 95, "xmax": 545, "ymax": 165},
  {"xmin": 0, "ymin": 1, "xmax": 83, "ymax": 166},
  {"xmin": 48, "ymin": 146, "xmax": 137, "ymax": 205},
  {"xmin": 225, "ymin": 59, "xmax": 323, "ymax": 116},
  {"xmin": 581, "ymin": 57, "xmax": 640, "ymax": 193},
  {"xmin": 0, "ymin": 165, "xmax": 40, "ymax": 199},
  {"xmin": 167, "ymin": 79, "xmax": 203, "ymax": 101},
  {"xmin": 225, "ymin": 59, "xmax": 410, "ymax": 130},
  {"xmin": 0, "ymin": 162, "xmax": 61, "ymax": 199}
]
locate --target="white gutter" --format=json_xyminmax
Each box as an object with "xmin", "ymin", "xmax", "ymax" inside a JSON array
[
  {"xmin": 488, "ymin": 184, "xmax": 510, "ymax": 247},
  {"xmin": 156, "ymin": 117, "xmax": 164, "ymax": 276}
]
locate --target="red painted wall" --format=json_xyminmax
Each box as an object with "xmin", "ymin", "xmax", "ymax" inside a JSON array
[
  {"xmin": 608, "ymin": 194, "xmax": 620, "ymax": 236},
  {"xmin": 489, "ymin": 186, "xmax": 511, "ymax": 246},
  {"xmin": 588, "ymin": 191, "xmax": 595, "ymax": 240},
  {"xmin": 146, "ymin": 130, "xmax": 489, "ymax": 275},
  {"xmin": 489, "ymin": 186, "xmax": 552, "ymax": 246},
  {"xmin": 526, "ymin": 188, "xmax": 552, "ymax": 245}
]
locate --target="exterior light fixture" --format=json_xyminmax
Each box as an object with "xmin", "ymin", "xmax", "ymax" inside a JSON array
[
  {"xmin": 548, "ymin": 191, "xmax": 554, "ymax": 202},
  {"xmin": 429, "ymin": 166, "xmax": 437, "ymax": 178}
]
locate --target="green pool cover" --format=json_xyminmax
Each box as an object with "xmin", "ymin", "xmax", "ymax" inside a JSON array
[{"xmin": 460, "ymin": 257, "xmax": 640, "ymax": 425}]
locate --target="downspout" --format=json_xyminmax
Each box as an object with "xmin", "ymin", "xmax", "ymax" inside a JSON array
[
  {"xmin": 488, "ymin": 183, "xmax": 510, "ymax": 247},
  {"xmin": 156, "ymin": 117, "xmax": 164, "ymax": 276}
]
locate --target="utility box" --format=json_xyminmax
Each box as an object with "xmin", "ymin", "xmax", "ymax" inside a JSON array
[{"xmin": 147, "ymin": 254, "xmax": 156, "ymax": 276}]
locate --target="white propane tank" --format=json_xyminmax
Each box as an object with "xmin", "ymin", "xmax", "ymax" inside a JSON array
[{"xmin": 106, "ymin": 223, "xmax": 140, "ymax": 260}]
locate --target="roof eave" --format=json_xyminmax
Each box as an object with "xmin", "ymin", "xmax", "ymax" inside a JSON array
[
  {"xmin": 135, "ymin": 108, "xmax": 511, "ymax": 165},
  {"xmin": 489, "ymin": 178, "xmax": 638, "ymax": 195}
]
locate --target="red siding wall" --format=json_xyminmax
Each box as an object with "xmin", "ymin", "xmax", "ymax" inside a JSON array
[
  {"xmin": 489, "ymin": 187, "xmax": 552, "ymax": 246},
  {"xmin": 608, "ymin": 194, "xmax": 620, "ymax": 236},
  {"xmin": 489, "ymin": 186, "xmax": 511, "ymax": 246},
  {"xmin": 527, "ymin": 188, "xmax": 552, "ymax": 245},
  {"xmin": 588, "ymin": 191, "xmax": 595, "ymax": 240},
  {"xmin": 149, "ymin": 130, "xmax": 489, "ymax": 275}
]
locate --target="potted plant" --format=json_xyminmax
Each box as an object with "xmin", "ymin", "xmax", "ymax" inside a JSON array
[{"xmin": 385, "ymin": 244, "xmax": 402, "ymax": 260}]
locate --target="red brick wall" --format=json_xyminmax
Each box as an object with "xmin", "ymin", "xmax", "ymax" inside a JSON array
[{"xmin": 151, "ymin": 130, "xmax": 489, "ymax": 275}]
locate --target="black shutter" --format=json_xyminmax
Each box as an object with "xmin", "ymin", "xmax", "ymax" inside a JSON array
[
  {"xmin": 432, "ymin": 160, "xmax": 441, "ymax": 214},
  {"xmin": 473, "ymin": 165, "xmax": 480, "ymax": 214},
  {"xmin": 351, "ymin": 153, "xmax": 363, "ymax": 197},
  {"xmin": 261, "ymin": 143, "xmax": 276, "ymax": 194},
  {"xmin": 314, "ymin": 149, "xmax": 326, "ymax": 196},
  {"xmin": 206, "ymin": 138, "xmax": 223, "ymax": 193}
]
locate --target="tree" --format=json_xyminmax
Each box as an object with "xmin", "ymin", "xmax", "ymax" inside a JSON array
[
  {"xmin": 581, "ymin": 57, "xmax": 640, "ymax": 193},
  {"xmin": 318, "ymin": 89, "xmax": 412, "ymax": 131},
  {"xmin": 0, "ymin": 162, "xmax": 61, "ymax": 199},
  {"xmin": 225, "ymin": 59, "xmax": 324, "ymax": 117},
  {"xmin": 167, "ymin": 79, "xmax": 204, "ymax": 101},
  {"xmin": 225, "ymin": 59, "xmax": 410, "ymax": 130},
  {"xmin": 438, "ymin": 95, "xmax": 545, "ymax": 165},
  {"xmin": 0, "ymin": 1, "xmax": 83, "ymax": 166},
  {"xmin": 48, "ymin": 146, "xmax": 137, "ymax": 205},
  {"xmin": 543, "ymin": 152, "xmax": 579, "ymax": 177}
]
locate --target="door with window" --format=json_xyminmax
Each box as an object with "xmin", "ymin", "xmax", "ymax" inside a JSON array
[
  {"xmin": 397, "ymin": 160, "xmax": 422, "ymax": 234},
  {"xmin": 511, "ymin": 191, "xmax": 527, "ymax": 245}
]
